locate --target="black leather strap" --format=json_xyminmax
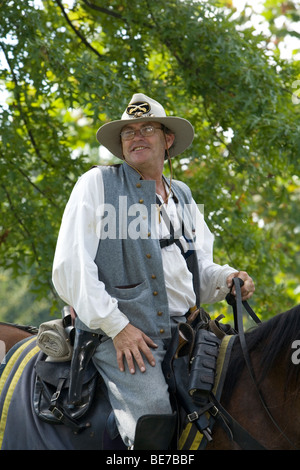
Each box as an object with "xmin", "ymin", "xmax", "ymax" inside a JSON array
[
  {"xmin": 48, "ymin": 376, "xmax": 88, "ymax": 433},
  {"xmin": 226, "ymin": 279, "xmax": 261, "ymax": 331},
  {"xmin": 209, "ymin": 394, "xmax": 266, "ymax": 450},
  {"xmin": 156, "ymin": 196, "xmax": 193, "ymax": 260}
]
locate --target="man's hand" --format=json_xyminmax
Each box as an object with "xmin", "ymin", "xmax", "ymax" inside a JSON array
[
  {"xmin": 113, "ymin": 323, "xmax": 158, "ymax": 374},
  {"xmin": 227, "ymin": 271, "xmax": 255, "ymax": 301}
]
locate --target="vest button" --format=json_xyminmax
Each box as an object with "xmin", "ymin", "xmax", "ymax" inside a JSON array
[
  {"xmin": 146, "ymin": 253, "xmax": 151, "ymax": 259},
  {"xmin": 159, "ymin": 328, "xmax": 165, "ymax": 334},
  {"xmin": 136, "ymin": 183, "xmax": 141, "ymax": 188},
  {"xmin": 151, "ymin": 274, "xmax": 156, "ymax": 279},
  {"xmin": 153, "ymin": 291, "xmax": 158, "ymax": 296},
  {"xmin": 157, "ymin": 311, "xmax": 163, "ymax": 316},
  {"xmin": 139, "ymin": 199, "xmax": 144, "ymax": 204}
]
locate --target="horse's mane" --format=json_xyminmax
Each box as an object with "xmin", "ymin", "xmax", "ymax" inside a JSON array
[{"xmin": 221, "ymin": 304, "xmax": 300, "ymax": 406}]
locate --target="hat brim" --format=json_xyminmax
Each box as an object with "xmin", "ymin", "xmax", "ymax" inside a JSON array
[{"xmin": 96, "ymin": 116, "xmax": 194, "ymax": 159}]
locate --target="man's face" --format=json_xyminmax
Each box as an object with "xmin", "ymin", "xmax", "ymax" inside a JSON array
[{"xmin": 121, "ymin": 121, "xmax": 174, "ymax": 172}]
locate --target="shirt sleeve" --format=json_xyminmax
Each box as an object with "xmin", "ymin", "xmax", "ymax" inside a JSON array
[
  {"xmin": 52, "ymin": 167, "xmax": 129, "ymax": 338},
  {"xmin": 191, "ymin": 199, "xmax": 238, "ymax": 304}
]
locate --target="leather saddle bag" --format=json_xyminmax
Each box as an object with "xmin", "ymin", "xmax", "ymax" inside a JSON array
[{"xmin": 33, "ymin": 359, "xmax": 98, "ymax": 432}]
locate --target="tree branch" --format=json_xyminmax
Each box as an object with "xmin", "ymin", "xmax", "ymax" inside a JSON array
[
  {"xmin": 81, "ymin": 0, "xmax": 184, "ymax": 67},
  {"xmin": 0, "ymin": 42, "xmax": 73, "ymax": 181},
  {"xmin": 144, "ymin": 0, "xmax": 185, "ymax": 66},
  {"xmin": 55, "ymin": 0, "xmax": 104, "ymax": 60},
  {"xmin": 1, "ymin": 183, "xmax": 40, "ymax": 265},
  {"xmin": 81, "ymin": 0, "xmax": 124, "ymax": 20},
  {"xmin": 0, "ymin": 150, "xmax": 59, "ymax": 208}
]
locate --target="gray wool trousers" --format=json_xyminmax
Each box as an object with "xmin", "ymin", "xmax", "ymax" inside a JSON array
[{"xmin": 92, "ymin": 317, "xmax": 183, "ymax": 447}]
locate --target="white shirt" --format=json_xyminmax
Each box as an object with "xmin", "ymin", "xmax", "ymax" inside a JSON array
[{"xmin": 52, "ymin": 167, "xmax": 237, "ymax": 338}]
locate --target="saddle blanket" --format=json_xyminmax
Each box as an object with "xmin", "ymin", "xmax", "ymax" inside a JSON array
[
  {"xmin": 0, "ymin": 332, "xmax": 236, "ymax": 450},
  {"xmin": 0, "ymin": 336, "xmax": 114, "ymax": 450},
  {"xmin": 0, "ymin": 336, "xmax": 41, "ymax": 449},
  {"xmin": 0, "ymin": 336, "xmax": 92, "ymax": 450}
]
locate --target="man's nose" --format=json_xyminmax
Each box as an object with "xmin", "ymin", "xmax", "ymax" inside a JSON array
[{"xmin": 132, "ymin": 129, "xmax": 144, "ymax": 139}]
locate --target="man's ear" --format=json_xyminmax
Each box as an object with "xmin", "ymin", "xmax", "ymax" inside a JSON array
[{"xmin": 164, "ymin": 132, "xmax": 175, "ymax": 149}]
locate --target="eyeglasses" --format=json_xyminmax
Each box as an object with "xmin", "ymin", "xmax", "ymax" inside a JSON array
[{"xmin": 120, "ymin": 125, "xmax": 163, "ymax": 141}]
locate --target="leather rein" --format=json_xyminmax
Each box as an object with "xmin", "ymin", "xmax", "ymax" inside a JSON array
[{"xmin": 226, "ymin": 278, "xmax": 298, "ymax": 450}]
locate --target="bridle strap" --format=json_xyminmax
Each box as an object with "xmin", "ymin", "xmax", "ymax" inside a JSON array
[
  {"xmin": 209, "ymin": 393, "xmax": 266, "ymax": 450},
  {"xmin": 225, "ymin": 281, "xmax": 261, "ymax": 331}
]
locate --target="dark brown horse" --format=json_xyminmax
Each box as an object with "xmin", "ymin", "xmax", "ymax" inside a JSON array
[
  {"xmin": 0, "ymin": 305, "xmax": 300, "ymax": 450},
  {"xmin": 206, "ymin": 304, "xmax": 300, "ymax": 450}
]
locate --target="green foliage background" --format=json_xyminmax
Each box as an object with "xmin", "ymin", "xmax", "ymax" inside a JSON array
[{"xmin": 0, "ymin": 0, "xmax": 299, "ymax": 325}]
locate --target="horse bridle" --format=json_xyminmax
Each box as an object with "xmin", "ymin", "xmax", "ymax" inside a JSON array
[{"xmin": 227, "ymin": 278, "xmax": 299, "ymax": 450}]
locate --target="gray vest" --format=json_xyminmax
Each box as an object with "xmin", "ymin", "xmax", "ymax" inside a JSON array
[{"xmin": 76, "ymin": 163, "xmax": 200, "ymax": 340}]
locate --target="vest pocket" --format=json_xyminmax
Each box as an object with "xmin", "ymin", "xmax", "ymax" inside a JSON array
[
  {"xmin": 110, "ymin": 280, "xmax": 148, "ymax": 299},
  {"xmin": 115, "ymin": 283, "xmax": 141, "ymax": 289},
  {"xmin": 109, "ymin": 280, "xmax": 157, "ymax": 334}
]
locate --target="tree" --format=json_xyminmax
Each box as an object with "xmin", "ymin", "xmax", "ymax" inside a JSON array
[{"xmin": 0, "ymin": 0, "xmax": 299, "ymax": 322}]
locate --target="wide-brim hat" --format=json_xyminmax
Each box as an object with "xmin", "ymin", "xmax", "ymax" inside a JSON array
[{"xmin": 96, "ymin": 93, "xmax": 194, "ymax": 159}]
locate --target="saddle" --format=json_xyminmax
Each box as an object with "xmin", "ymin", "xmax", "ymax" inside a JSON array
[
  {"xmin": 33, "ymin": 279, "xmax": 265, "ymax": 450},
  {"xmin": 34, "ymin": 305, "xmax": 232, "ymax": 444},
  {"xmin": 34, "ymin": 311, "xmax": 178, "ymax": 449}
]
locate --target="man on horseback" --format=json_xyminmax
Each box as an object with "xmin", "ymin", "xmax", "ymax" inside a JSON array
[{"xmin": 52, "ymin": 93, "xmax": 255, "ymax": 448}]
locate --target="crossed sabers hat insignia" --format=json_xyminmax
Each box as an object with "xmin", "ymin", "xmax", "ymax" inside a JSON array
[{"xmin": 126, "ymin": 101, "xmax": 151, "ymax": 117}]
